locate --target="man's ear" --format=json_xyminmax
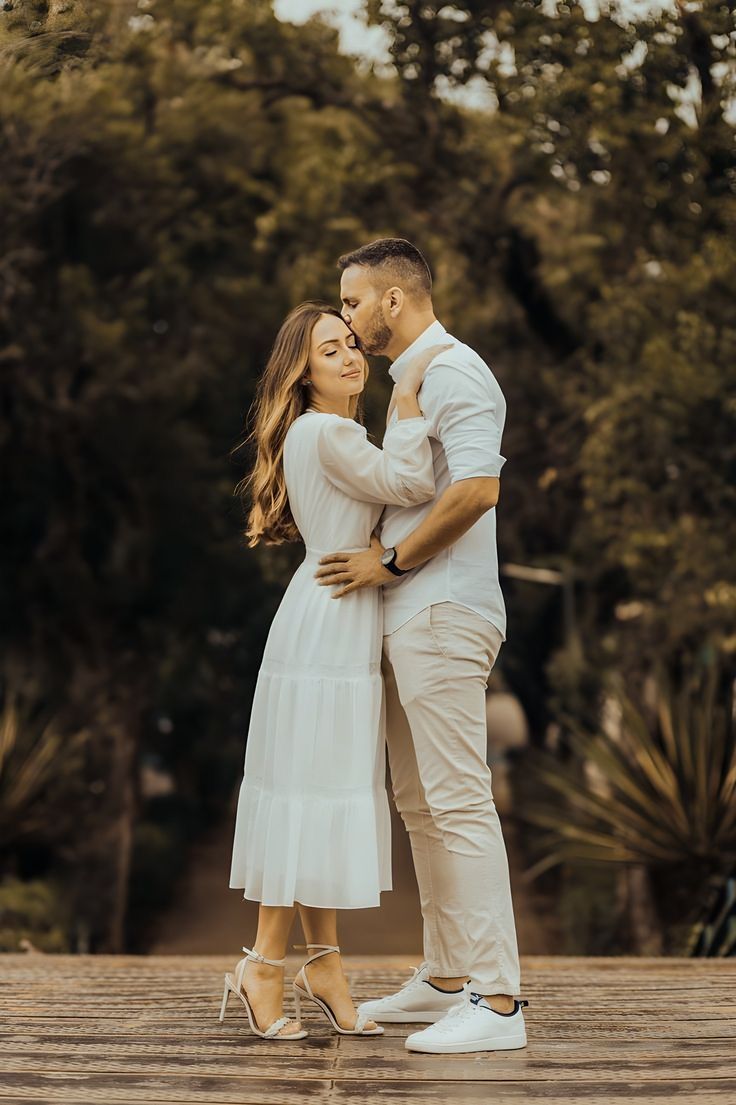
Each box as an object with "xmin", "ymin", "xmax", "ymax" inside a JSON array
[{"xmin": 385, "ymin": 286, "xmax": 404, "ymax": 318}]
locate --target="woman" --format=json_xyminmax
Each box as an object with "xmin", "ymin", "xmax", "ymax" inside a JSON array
[{"xmin": 220, "ymin": 301, "xmax": 447, "ymax": 1040}]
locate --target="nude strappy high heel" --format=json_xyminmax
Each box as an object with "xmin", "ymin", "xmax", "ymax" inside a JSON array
[
  {"xmin": 218, "ymin": 946, "xmax": 308, "ymax": 1040},
  {"xmin": 292, "ymin": 943, "xmax": 384, "ymax": 1036}
]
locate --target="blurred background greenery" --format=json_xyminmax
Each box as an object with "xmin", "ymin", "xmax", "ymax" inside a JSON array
[{"xmin": 1, "ymin": 0, "xmax": 734, "ymax": 959}]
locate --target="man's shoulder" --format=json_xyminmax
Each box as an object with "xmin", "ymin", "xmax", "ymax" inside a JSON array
[{"xmin": 423, "ymin": 337, "xmax": 504, "ymax": 401}]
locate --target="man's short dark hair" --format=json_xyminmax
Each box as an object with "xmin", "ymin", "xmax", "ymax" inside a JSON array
[{"xmin": 337, "ymin": 238, "xmax": 432, "ymax": 300}]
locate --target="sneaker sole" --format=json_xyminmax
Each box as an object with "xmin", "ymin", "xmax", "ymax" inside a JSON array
[
  {"xmin": 357, "ymin": 1009, "xmax": 449, "ymax": 1024},
  {"xmin": 405, "ymin": 1032, "xmax": 527, "ymax": 1054}
]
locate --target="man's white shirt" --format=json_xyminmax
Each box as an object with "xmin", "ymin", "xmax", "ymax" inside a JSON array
[{"xmin": 379, "ymin": 319, "xmax": 507, "ymax": 639}]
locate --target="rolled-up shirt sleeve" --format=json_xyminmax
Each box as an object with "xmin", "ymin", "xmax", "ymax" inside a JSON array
[
  {"xmin": 421, "ymin": 362, "xmax": 506, "ymax": 483},
  {"xmin": 317, "ymin": 415, "xmax": 436, "ymax": 506}
]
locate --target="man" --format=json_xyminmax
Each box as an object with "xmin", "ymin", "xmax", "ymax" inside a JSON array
[{"xmin": 314, "ymin": 238, "xmax": 527, "ymax": 1055}]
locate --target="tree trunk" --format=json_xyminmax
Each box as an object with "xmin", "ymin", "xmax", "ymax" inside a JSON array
[
  {"xmin": 620, "ymin": 865, "xmax": 663, "ymax": 955},
  {"xmin": 105, "ymin": 704, "xmax": 138, "ymax": 953}
]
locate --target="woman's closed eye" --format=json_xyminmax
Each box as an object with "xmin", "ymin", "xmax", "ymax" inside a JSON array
[{"xmin": 325, "ymin": 344, "xmax": 357, "ymax": 356}]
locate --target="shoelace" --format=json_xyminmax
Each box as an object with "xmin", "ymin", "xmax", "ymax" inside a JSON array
[
  {"xmin": 398, "ymin": 961, "xmax": 430, "ymax": 992},
  {"xmin": 369, "ymin": 962, "xmax": 430, "ymax": 1011},
  {"xmin": 435, "ymin": 982, "xmax": 474, "ymax": 1029}
]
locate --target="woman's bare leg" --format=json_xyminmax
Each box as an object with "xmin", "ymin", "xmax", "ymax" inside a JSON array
[
  {"xmin": 296, "ymin": 905, "xmax": 378, "ymax": 1031},
  {"xmin": 241, "ymin": 904, "xmax": 302, "ymax": 1036}
]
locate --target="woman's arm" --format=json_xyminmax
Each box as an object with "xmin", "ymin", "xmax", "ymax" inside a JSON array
[
  {"xmin": 314, "ymin": 342, "xmax": 452, "ymax": 507},
  {"xmin": 316, "ymin": 416, "xmax": 435, "ymax": 507},
  {"xmin": 388, "ymin": 342, "xmax": 453, "ymax": 425}
]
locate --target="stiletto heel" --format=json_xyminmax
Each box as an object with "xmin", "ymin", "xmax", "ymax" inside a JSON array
[
  {"xmin": 292, "ymin": 943, "xmax": 384, "ymax": 1036},
  {"xmin": 218, "ymin": 945, "xmax": 308, "ymax": 1040},
  {"xmin": 218, "ymin": 983, "xmax": 230, "ymax": 1022}
]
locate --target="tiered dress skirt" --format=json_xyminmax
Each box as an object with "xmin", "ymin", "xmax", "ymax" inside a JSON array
[{"xmin": 228, "ymin": 549, "xmax": 392, "ymax": 908}]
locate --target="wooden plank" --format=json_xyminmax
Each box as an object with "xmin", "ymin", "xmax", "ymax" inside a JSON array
[
  {"xmin": 1, "ymin": 1072, "xmax": 735, "ymax": 1105},
  {"xmin": 2, "ymin": 1033, "xmax": 735, "ymax": 1059},
  {"xmin": 2, "ymin": 1021, "xmax": 735, "ymax": 1044},
  {"xmin": 0, "ymin": 1072, "xmax": 330, "ymax": 1104},
  {"xmin": 1, "ymin": 1049, "xmax": 736, "ymax": 1082},
  {"xmin": 1, "ymin": 955, "xmax": 734, "ymax": 1105},
  {"xmin": 328, "ymin": 1081, "xmax": 736, "ymax": 1104}
]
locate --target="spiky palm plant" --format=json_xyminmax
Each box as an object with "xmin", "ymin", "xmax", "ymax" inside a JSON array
[
  {"xmin": 522, "ymin": 661, "xmax": 736, "ymax": 949},
  {"xmin": 688, "ymin": 874, "xmax": 736, "ymax": 957}
]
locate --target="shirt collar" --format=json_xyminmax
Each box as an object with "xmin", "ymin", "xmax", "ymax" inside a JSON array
[{"xmin": 388, "ymin": 320, "xmax": 449, "ymax": 384}]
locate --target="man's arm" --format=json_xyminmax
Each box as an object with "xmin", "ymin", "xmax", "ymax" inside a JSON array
[
  {"xmin": 393, "ymin": 476, "xmax": 499, "ymax": 570},
  {"xmin": 314, "ymin": 477, "xmax": 499, "ymax": 596},
  {"xmin": 315, "ymin": 358, "xmax": 506, "ymax": 598}
]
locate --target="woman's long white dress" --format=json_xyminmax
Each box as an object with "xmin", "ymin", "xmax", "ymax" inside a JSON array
[{"xmin": 228, "ymin": 410, "xmax": 435, "ymax": 908}]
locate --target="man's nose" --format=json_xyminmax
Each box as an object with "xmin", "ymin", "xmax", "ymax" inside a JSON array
[{"xmin": 341, "ymin": 307, "xmax": 351, "ymax": 324}]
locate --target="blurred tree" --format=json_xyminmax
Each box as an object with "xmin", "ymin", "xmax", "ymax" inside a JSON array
[
  {"xmin": 0, "ymin": 0, "xmax": 349, "ymax": 948},
  {"xmin": 1, "ymin": 0, "xmax": 734, "ymax": 952},
  {"xmin": 366, "ymin": 0, "xmax": 736, "ymax": 706}
]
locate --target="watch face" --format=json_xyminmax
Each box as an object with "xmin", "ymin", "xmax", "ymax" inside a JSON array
[{"xmin": 381, "ymin": 548, "xmax": 394, "ymax": 566}]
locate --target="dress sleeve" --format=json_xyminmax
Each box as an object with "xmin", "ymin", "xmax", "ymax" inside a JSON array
[{"xmin": 316, "ymin": 415, "xmax": 436, "ymax": 506}]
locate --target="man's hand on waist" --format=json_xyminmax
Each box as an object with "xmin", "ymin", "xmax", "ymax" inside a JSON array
[{"xmin": 315, "ymin": 534, "xmax": 393, "ymax": 598}]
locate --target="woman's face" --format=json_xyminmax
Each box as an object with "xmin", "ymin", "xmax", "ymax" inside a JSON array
[{"xmin": 305, "ymin": 314, "xmax": 366, "ymax": 404}]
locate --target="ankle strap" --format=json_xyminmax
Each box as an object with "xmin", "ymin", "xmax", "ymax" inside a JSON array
[
  {"xmin": 293, "ymin": 943, "xmax": 340, "ymax": 955},
  {"xmin": 233, "ymin": 945, "xmax": 285, "ymax": 996},
  {"xmin": 241, "ymin": 945, "xmax": 286, "ymax": 968},
  {"xmin": 292, "ymin": 944, "xmax": 340, "ymax": 999}
]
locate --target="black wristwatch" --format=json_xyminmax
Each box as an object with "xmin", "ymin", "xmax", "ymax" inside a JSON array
[{"xmin": 380, "ymin": 546, "xmax": 409, "ymax": 577}]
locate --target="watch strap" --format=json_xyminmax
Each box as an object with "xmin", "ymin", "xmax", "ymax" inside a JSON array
[{"xmin": 383, "ymin": 547, "xmax": 408, "ymax": 577}]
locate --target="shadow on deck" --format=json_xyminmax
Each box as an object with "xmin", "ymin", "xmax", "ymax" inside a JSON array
[{"xmin": 2, "ymin": 954, "xmax": 735, "ymax": 1104}]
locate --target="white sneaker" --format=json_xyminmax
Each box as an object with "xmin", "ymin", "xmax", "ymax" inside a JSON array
[
  {"xmin": 405, "ymin": 984, "xmax": 528, "ymax": 1054},
  {"xmin": 356, "ymin": 962, "xmax": 466, "ymax": 1024}
]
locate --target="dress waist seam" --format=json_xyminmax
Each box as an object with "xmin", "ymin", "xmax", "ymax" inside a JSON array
[
  {"xmin": 260, "ymin": 659, "xmax": 381, "ymax": 677},
  {"xmin": 302, "ymin": 544, "xmax": 370, "ymax": 557},
  {"xmin": 240, "ymin": 780, "xmax": 385, "ymax": 797}
]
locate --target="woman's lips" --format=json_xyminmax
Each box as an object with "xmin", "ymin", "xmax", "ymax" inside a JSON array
[{"xmin": 342, "ymin": 370, "xmax": 361, "ymax": 379}]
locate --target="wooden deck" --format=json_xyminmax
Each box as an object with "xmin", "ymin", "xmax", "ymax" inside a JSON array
[{"xmin": 2, "ymin": 954, "xmax": 734, "ymax": 1103}]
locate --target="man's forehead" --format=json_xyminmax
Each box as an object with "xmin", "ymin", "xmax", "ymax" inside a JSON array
[{"xmin": 340, "ymin": 265, "xmax": 376, "ymax": 298}]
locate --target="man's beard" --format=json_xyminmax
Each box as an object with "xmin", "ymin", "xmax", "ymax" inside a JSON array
[{"xmin": 359, "ymin": 304, "xmax": 392, "ymax": 356}]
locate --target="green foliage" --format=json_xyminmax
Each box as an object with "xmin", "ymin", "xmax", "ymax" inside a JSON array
[
  {"xmin": 0, "ymin": 667, "xmax": 91, "ymax": 852},
  {"xmin": 126, "ymin": 801, "xmax": 196, "ymax": 950},
  {"xmin": 521, "ymin": 659, "xmax": 736, "ymax": 946},
  {"xmin": 688, "ymin": 875, "xmax": 736, "ymax": 956},
  {"xmin": 1, "ymin": 0, "xmax": 309, "ymax": 948},
  {"xmin": 1, "ymin": 0, "xmax": 734, "ymax": 950},
  {"xmin": 531, "ymin": 665, "xmax": 736, "ymax": 867},
  {"xmin": 0, "ymin": 877, "xmax": 70, "ymax": 953}
]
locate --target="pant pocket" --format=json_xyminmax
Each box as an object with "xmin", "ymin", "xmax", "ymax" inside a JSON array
[{"xmin": 427, "ymin": 602, "xmax": 459, "ymax": 659}]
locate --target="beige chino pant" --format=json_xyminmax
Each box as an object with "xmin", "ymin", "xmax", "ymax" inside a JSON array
[{"xmin": 382, "ymin": 601, "xmax": 521, "ymax": 996}]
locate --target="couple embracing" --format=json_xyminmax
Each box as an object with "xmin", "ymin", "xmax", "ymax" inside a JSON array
[{"xmin": 220, "ymin": 238, "xmax": 527, "ymax": 1055}]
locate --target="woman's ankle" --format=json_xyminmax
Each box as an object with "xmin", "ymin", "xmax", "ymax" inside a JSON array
[
  {"xmin": 251, "ymin": 945, "xmax": 287, "ymax": 963},
  {"xmin": 305, "ymin": 945, "xmax": 340, "ymax": 959},
  {"xmin": 245, "ymin": 957, "xmax": 284, "ymax": 978}
]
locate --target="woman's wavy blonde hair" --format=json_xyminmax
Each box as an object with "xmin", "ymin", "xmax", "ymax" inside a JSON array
[{"xmin": 234, "ymin": 302, "xmax": 369, "ymax": 547}]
